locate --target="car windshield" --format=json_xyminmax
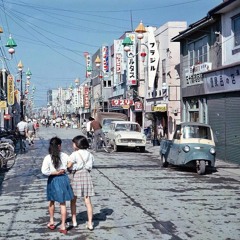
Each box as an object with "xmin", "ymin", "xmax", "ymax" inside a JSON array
[
  {"xmin": 115, "ymin": 123, "xmax": 141, "ymax": 132},
  {"xmin": 103, "ymin": 119, "xmax": 124, "ymax": 132},
  {"xmin": 182, "ymin": 125, "xmax": 212, "ymax": 140}
]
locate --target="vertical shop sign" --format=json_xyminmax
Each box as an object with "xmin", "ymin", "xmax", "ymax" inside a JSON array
[
  {"xmin": 84, "ymin": 86, "xmax": 90, "ymax": 109},
  {"xmin": 84, "ymin": 52, "xmax": 92, "ymax": 78},
  {"xmin": 102, "ymin": 46, "xmax": 109, "ymax": 74},
  {"xmin": 148, "ymin": 27, "xmax": 159, "ymax": 88},
  {"xmin": 114, "ymin": 39, "xmax": 124, "ymax": 85},
  {"xmin": 7, "ymin": 74, "xmax": 15, "ymax": 105},
  {"xmin": 126, "ymin": 33, "xmax": 137, "ymax": 85}
]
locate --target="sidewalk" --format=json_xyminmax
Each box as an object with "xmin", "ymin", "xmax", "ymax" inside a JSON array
[{"xmin": 145, "ymin": 143, "xmax": 240, "ymax": 177}]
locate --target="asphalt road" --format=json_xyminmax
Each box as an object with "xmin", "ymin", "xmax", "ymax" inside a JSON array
[{"xmin": 0, "ymin": 126, "xmax": 239, "ymax": 240}]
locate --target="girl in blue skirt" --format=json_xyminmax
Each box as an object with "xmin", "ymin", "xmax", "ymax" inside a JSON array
[{"xmin": 41, "ymin": 137, "xmax": 74, "ymax": 235}]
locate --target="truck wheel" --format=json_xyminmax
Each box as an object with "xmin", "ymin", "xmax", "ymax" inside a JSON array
[
  {"xmin": 160, "ymin": 154, "xmax": 168, "ymax": 167},
  {"xmin": 197, "ymin": 160, "xmax": 206, "ymax": 175}
]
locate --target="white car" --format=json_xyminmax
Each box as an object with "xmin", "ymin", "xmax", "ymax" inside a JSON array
[{"xmin": 107, "ymin": 121, "xmax": 146, "ymax": 152}]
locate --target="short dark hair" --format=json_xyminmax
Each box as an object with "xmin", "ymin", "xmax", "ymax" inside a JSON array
[
  {"xmin": 89, "ymin": 117, "xmax": 94, "ymax": 121},
  {"xmin": 72, "ymin": 135, "xmax": 89, "ymax": 149}
]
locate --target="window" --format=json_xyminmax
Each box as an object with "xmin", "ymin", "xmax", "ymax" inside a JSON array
[
  {"xmin": 233, "ymin": 14, "xmax": 240, "ymax": 47},
  {"xmin": 188, "ymin": 36, "xmax": 208, "ymax": 66}
]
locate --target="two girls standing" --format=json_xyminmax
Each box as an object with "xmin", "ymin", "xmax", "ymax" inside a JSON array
[{"xmin": 41, "ymin": 136, "xmax": 95, "ymax": 235}]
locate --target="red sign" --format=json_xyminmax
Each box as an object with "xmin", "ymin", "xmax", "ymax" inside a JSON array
[
  {"xmin": 134, "ymin": 101, "xmax": 143, "ymax": 111},
  {"xmin": 111, "ymin": 99, "xmax": 134, "ymax": 107},
  {"xmin": 116, "ymin": 53, "xmax": 121, "ymax": 73},
  {"xmin": 4, "ymin": 114, "xmax": 11, "ymax": 120},
  {"xmin": 84, "ymin": 87, "xmax": 90, "ymax": 109}
]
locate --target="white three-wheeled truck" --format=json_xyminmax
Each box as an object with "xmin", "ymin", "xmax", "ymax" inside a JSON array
[{"xmin": 159, "ymin": 122, "xmax": 216, "ymax": 175}]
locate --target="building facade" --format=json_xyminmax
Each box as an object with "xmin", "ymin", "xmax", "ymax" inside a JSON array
[{"xmin": 172, "ymin": 0, "xmax": 240, "ymax": 164}]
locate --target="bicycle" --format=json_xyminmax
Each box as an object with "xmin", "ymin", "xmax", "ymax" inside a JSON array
[
  {"xmin": 0, "ymin": 138, "xmax": 16, "ymax": 170},
  {"xmin": 88, "ymin": 131, "xmax": 114, "ymax": 153}
]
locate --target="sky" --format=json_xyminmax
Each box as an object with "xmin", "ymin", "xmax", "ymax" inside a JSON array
[{"xmin": 0, "ymin": 0, "xmax": 223, "ymax": 108}]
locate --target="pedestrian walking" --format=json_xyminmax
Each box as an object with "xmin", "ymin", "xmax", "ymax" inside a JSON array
[
  {"xmin": 16, "ymin": 117, "xmax": 28, "ymax": 152},
  {"xmin": 41, "ymin": 137, "xmax": 74, "ymax": 235},
  {"xmin": 67, "ymin": 135, "xmax": 95, "ymax": 230},
  {"xmin": 26, "ymin": 119, "xmax": 35, "ymax": 146}
]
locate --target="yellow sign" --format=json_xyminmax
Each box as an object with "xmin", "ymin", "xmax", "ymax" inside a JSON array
[
  {"xmin": 122, "ymin": 105, "xmax": 130, "ymax": 109},
  {"xmin": 7, "ymin": 74, "xmax": 15, "ymax": 105},
  {"xmin": 152, "ymin": 104, "xmax": 167, "ymax": 112},
  {"xmin": 0, "ymin": 101, "xmax": 7, "ymax": 108}
]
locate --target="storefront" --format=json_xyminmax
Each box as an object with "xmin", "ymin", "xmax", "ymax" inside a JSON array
[{"xmin": 182, "ymin": 63, "xmax": 240, "ymax": 164}]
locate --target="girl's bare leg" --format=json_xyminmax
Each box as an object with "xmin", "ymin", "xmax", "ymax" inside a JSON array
[
  {"xmin": 71, "ymin": 196, "xmax": 77, "ymax": 225},
  {"xmin": 85, "ymin": 196, "xmax": 93, "ymax": 227},
  {"xmin": 48, "ymin": 201, "xmax": 55, "ymax": 224},
  {"xmin": 60, "ymin": 202, "xmax": 67, "ymax": 230}
]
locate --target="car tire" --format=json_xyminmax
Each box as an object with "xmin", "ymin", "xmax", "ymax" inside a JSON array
[
  {"xmin": 139, "ymin": 147, "xmax": 145, "ymax": 153},
  {"xmin": 197, "ymin": 160, "xmax": 206, "ymax": 175},
  {"xmin": 160, "ymin": 154, "xmax": 168, "ymax": 167}
]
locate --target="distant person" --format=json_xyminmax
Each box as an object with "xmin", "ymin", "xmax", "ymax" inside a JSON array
[
  {"xmin": 52, "ymin": 119, "xmax": 56, "ymax": 128},
  {"xmin": 41, "ymin": 137, "xmax": 74, "ymax": 235},
  {"xmin": 16, "ymin": 117, "xmax": 28, "ymax": 137},
  {"xmin": 16, "ymin": 117, "xmax": 28, "ymax": 152},
  {"xmin": 86, "ymin": 119, "xmax": 92, "ymax": 138},
  {"xmin": 67, "ymin": 135, "xmax": 95, "ymax": 230},
  {"xmin": 81, "ymin": 119, "xmax": 87, "ymax": 135},
  {"xmin": 26, "ymin": 119, "xmax": 36, "ymax": 146},
  {"xmin": 89, "ymin": 117, "xmax": 107, "ymax": 151}
]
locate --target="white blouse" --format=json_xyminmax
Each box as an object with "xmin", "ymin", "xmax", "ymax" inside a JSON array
[
  {"xmin": 69, "ymin": 149, "xmax": 94, "ymax": 171},
  {"xmin": 41, "ymin": 152, "xmax": 69, "ymax": 176}
]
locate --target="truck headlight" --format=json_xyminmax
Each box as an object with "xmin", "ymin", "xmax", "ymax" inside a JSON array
[
  {"xmin": 183, "ymin": 145, "xmax": 190, "ymax": 152},
  {"xmin": 209, "ymin": 147, "xmax": 215, "ymax": 154}
]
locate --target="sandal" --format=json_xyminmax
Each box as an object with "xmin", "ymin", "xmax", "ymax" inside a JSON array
[
  {"xmin": 59, "ymin": 229, "xmax": 67, "ymax": 234},
  {"xmin": 47, "ymin": 223, "xmax": 55, "ymax": 230},
  {"xmin": 86, "ymin": 224, "xmax": 94, "ymax": 231}
]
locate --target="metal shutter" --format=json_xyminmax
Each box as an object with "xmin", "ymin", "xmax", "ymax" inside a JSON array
[
  {"xmin": 208, "ymin": 92, "xmax": 240, "ymax": 164},
  {"xmin": 208, "ymin": 94, "xmax": 226, "ymax": 161},
  {"xmin": 225, "ymin": 93, "xmax": 240, "ymax": 164}
]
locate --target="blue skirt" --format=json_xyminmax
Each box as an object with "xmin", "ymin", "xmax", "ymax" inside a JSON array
[{"xmin": 47, "ymin": 174, "xmax": 74, "ymax": 203}]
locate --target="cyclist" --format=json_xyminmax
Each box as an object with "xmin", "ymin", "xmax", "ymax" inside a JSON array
[{"xmin": 89, "ymin": 117, "xmax": 108, "ymax": 152}]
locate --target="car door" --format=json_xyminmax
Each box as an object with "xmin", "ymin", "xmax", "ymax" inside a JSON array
[{"xmin": 169, "ymin": 125, "xmax": 181, "ymax": 164}]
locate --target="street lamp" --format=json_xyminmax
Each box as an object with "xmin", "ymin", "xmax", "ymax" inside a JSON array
[
  {"xmin": 17, "ymin": 61, "xmax": 32, "ymax": 118},
  {"xmin": 0, "ymin": 28, "xmax": 17, "ymax": 128},
  {"xmin": 87, "ymin": 55, "xmax": 105, "ymax": 112},
  {"xmin": 122, "ymin": 21, "xmax": 148, "ymax": 128}
]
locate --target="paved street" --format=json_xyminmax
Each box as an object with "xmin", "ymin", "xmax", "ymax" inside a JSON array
[{"xmin": 0, "ymin": 127, "xmax": 240, "ymax": 240}]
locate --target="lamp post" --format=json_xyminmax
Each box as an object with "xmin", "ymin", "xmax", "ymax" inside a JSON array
[
  {"xmin": 87, "ymin": 55, "xmax": 105, "ymax": 113},
  {"xmin": 17, "ymin": 61, "xmax": 32, "ymax": 119},
  {"xmin": 122, "ymin": 21, "xmax": 148, "ymax": 128},
  {"xmin": 0, "ymin": 28, "xmax": 17, "ymax": 128}
]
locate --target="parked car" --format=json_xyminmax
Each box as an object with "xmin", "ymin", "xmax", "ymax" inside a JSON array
[
  {"xmin": 107, "ymin": 121, "xmax": 146, "ymax": 152},
  {"xmin": 159, "ymin": 122, "xmax": 216, "ymax": 175}
]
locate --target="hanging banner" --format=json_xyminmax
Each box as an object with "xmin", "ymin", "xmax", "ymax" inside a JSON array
[
  {"xmin": 7, "ymin": 74, "xmax": 15, "ymax": 105},
  {"xmin": 84, "ymin": 86, "xmax": 90, "ymax": 109},
  {"xmin": 102, "ymin": 45, "xmax": 109, "ymax": 74},
  {"xmin": 114, "ymin": 39, "xmax": 124, "ymax": 85},
  {"xmin": 84, "ymin": 52, "xmax": 92, "ymax": 78},
  {"xmin": 148, "ymin": 27, "xmax": 159, "ymax": 88},
  {"xmin": 126, "ymin": 33, "xmax": 137, "ymax": 86}
]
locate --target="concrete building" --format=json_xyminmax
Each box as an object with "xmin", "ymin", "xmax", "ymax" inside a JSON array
[{"xmin": 172, "ymin": 0, "xmax": 240, "ymax": 164}]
